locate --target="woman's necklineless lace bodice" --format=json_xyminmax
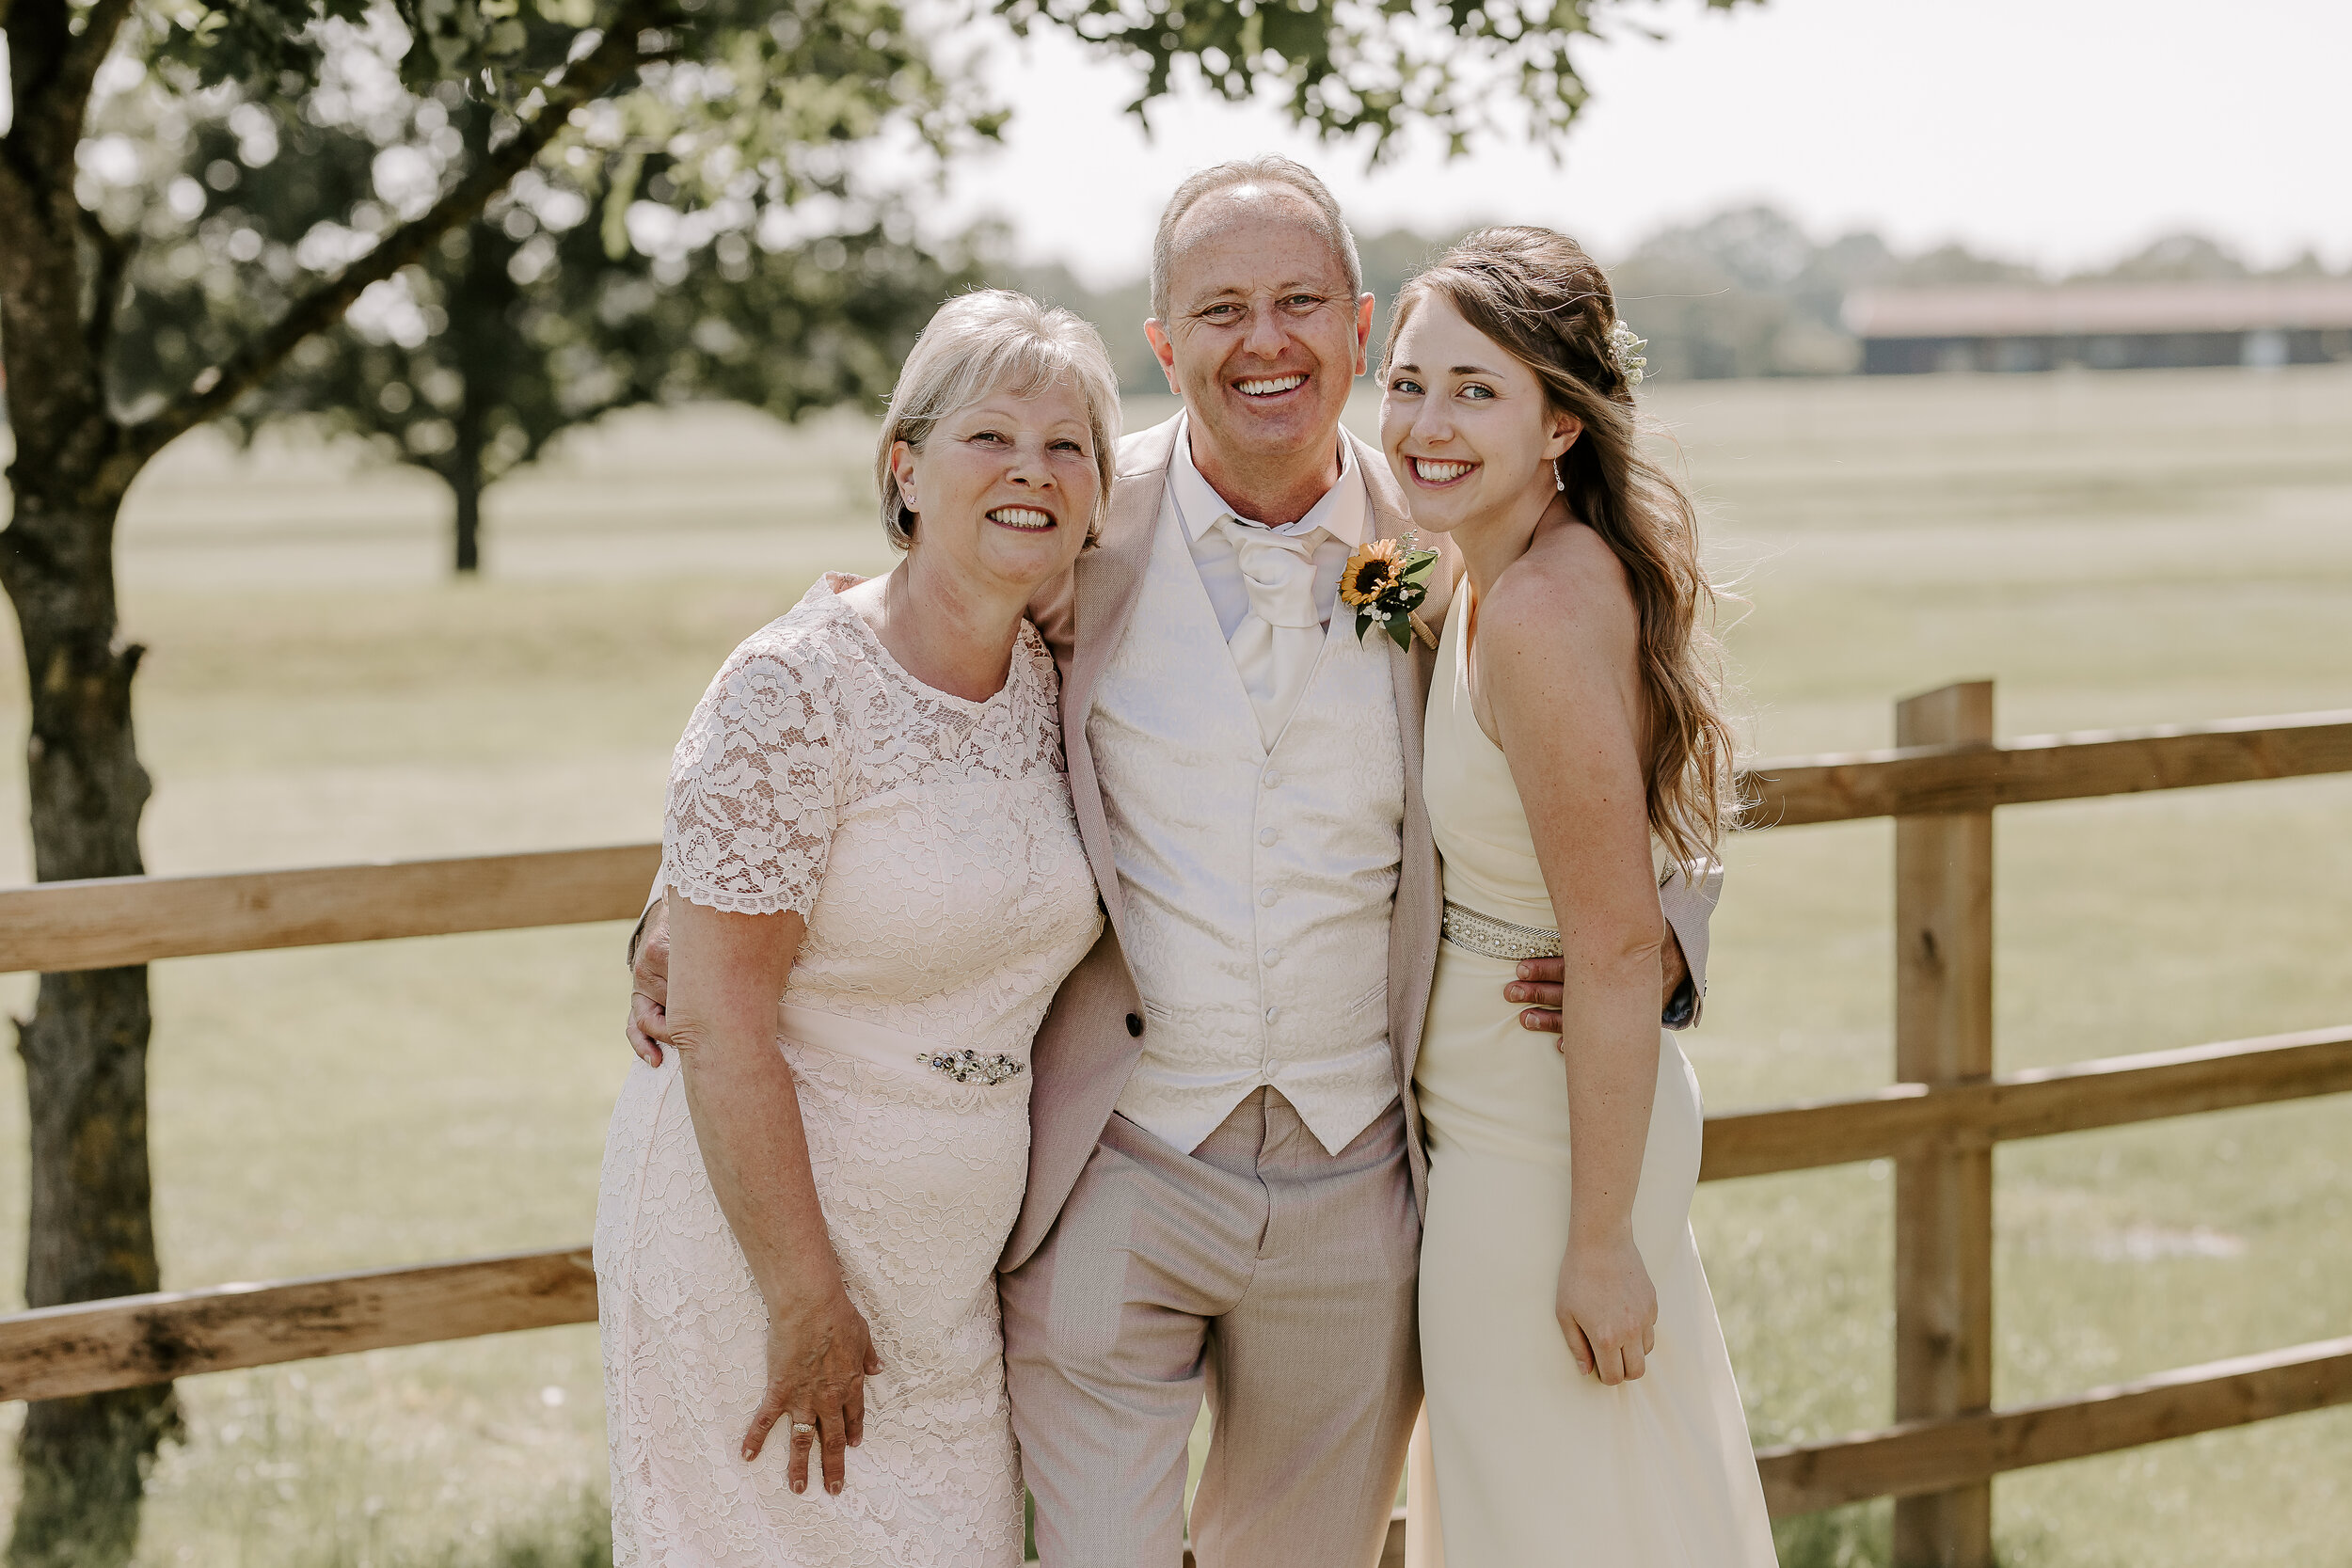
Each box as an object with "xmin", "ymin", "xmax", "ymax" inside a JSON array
[{"xmin": 660, "ymin": 573, "xmax": 1101, "ymax": 1063}]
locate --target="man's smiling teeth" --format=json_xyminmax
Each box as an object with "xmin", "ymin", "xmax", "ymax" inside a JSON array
[
  {"xmin": 1236, "ymin": 373, "xmax": 1307, "ymax": 397},
  {"xmin": 1413, "ymin": 458, "xmax": 1473, "ymax": 483},
  {"xmin": 989, "ymin": 506, "xmax": 1056, "ymax": 531}
]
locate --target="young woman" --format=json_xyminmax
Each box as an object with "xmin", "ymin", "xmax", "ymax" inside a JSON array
[
  {"xmin": 1381, "ymin": 230, "xmax": 1775, "ymax": 1565},
  {"xmin": 595, "ymin": 292, "xmax": 1117, "ymax": 1566}
]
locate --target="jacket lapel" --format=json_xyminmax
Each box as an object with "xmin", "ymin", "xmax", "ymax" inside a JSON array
[{"xmin": 1059, "ymin": 415, "xmax": 1183, "ymax": 948}]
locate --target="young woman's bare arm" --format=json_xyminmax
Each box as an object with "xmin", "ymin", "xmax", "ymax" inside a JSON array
[
  {"xmin": 1476, "ymin": 524, "xmax": 1665, "ymax": 1386},
  {"xmin": 663, "ymin": 892, "xmax": 882, "ymax": 1494}
]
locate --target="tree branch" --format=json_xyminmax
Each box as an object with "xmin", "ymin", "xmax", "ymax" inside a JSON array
[
  {"xmin": 80, "ymin": 207, "xmax": 136, "ymax": 380},
  {"xmin": 121, "ymin": 0, "xmax": 680, "ymax": 467},
  {"xmin": 56, "ymin": 0, "xmax": 139, "ymax": 114}
]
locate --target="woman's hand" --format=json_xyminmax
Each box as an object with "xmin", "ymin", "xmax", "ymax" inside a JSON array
[
  {"xmin": 1556, "ymin": 1227, "xmax": 1658, "ymax": 1386},
  {"xmin": 744, "ymin": 1283, "xmax": 884, "ymax": 1495}
]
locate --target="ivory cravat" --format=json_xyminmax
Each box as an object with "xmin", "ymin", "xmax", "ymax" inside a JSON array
[{"xmin": 1215, "ymin": 515, "xmax": 1326, "ymax": 746}]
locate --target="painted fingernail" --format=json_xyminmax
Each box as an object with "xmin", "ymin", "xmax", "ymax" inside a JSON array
[{"xmin": 829, "ymin": 1481, "xmax": 842, "ymax": 1495}]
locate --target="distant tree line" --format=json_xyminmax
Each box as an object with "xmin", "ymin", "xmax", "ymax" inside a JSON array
[{"xmin": 1005, "ymin": 207, "xmax": 2351, "ymax": 390}]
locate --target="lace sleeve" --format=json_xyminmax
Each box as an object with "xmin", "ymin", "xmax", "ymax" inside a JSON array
[{"xmin": 660, "ymin": 637, "xmax": 848, "ymax": 919}]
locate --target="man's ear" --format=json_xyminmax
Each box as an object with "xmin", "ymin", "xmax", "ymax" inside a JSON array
[
  {"xmin": 1353, "ymin": 293, "xmax": 1375, "ymax": 375},
  {"xmin": 1144, "ymin": 319, "xmax": 1181, "ymax": 394}
]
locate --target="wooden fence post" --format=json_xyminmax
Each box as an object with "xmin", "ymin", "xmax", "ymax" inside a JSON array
[{"xmin": 1893, "ymin": 680, "xmax": 1996, "ymax": 1568}]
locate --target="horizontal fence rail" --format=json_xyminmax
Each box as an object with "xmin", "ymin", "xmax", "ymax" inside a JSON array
[
  {"xmin": 1745, "ymin": 708, "xmax": 2352, "ymax": 828},
  {"xmin": 1755, "ymin": 1337, "xmax": 2352, "ymax": 1516},
  {"xmin": 0, "ymin": 712, "xmax": 2344, "ymax": 976},
  {"xmin": 1698, "ymin": 1026, "xmax": 2352, "ymax": 1181},
  {"xmin": 0, "ymin": 844, "xmax": 661, "ymax": 975},
  {"xmin": 0, "ymin": 1250, "xmax": 596, "ymax": 1404}
]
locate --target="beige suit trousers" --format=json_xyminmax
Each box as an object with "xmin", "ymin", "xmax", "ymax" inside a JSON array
[{"xmin": 1002, "ymin": 1088, "xmax": 1422, "ymax": 1568}]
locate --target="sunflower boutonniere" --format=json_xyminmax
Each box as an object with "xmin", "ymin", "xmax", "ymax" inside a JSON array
[{"xmin": 1339, "ymin": 533, "xmax": 1441, "ymax": 651}]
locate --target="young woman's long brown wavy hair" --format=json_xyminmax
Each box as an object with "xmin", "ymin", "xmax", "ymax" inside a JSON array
[{"xmin": 1385, "ymin": 226, "xmax": 1740, "ymax": 868}]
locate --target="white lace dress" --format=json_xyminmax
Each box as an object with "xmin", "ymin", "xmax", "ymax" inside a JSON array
[{"xmin": 596, "ymin": 576, "xmax": 1104, "ymax": 1567}]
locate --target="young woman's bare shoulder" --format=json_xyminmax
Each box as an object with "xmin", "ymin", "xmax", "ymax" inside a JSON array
[{"xmin": 1479, "ymin": 522, "xmax": 1637, "ymax": 667}]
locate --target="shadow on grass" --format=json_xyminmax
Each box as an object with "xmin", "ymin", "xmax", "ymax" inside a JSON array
[
  {"xmin": 1772, "ymin": 1500, "xmax": 2058, "ymax": 1568},
  {"xmin": 348, "ymin": 1501, "xmax": 610, "ymax": 1568},
  {"xmin": 1774, "ymin": 1502, "xmax": 1891, "ymax": 1568}
]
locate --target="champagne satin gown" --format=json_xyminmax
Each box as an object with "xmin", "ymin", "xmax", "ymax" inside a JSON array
[{"xmin": 1406, "ymin": 588, "xmax": 1775, "ymax": 1566}]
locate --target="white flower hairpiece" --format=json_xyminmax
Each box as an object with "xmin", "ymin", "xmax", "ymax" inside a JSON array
[{"xmin": 1608, "ymin": 321, "xmax": 1647, "ymax": 389}]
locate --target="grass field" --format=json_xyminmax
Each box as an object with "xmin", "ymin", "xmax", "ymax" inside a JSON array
[{"xmin": 0, "ymin": 362, "xmax": 2346, "ymax": 1565}]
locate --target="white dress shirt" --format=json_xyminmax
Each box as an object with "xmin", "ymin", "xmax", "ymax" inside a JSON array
[{"xmin": 1166, "ymin": 416, "xmax": 1369, "ymax": 638}]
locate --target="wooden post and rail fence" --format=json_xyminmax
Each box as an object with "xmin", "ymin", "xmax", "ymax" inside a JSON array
[{"xmin": 0, "ymin": 683, "xmax": 2347, "ymax": 1568}]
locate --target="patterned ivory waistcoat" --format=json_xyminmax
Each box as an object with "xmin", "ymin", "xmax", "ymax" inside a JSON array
[{"xmin": 1087, "ymin": 495, "xmax": 1407, "ymax": 1155}]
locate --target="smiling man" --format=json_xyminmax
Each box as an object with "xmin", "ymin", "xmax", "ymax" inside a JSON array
[{"xmin": 994, "ymin": 158, "xmax": 1716, "ymax": 1566}]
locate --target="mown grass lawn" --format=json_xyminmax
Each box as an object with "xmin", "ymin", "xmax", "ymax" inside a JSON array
[{"xmin": 0, "ymin": 363, "xmax": 2345, "ymax": 1565}]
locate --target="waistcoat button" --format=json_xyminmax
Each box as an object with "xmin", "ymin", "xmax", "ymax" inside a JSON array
[
  {"xmin": 1263, "ymin": 1006, "xmax": 1279, "ymax": 1024},
  {"xmin": 1262, "ymin": 946, "xmax": 1279, "ymax": 965},
  {"xmin": 1262, "ymin": 769, "xmax": 1280, "ymax": 788},
  {"xmin": 1258, "ymin": 828, "xmax": 1278, "ymax": 847},
  {"xmin": 1125, "ymin": 1013, "xmax": 1144, "ymax": 1037},
  {"xmin": 1258, "ymin": 888, "xmax": 1277, "ymax": 907}
]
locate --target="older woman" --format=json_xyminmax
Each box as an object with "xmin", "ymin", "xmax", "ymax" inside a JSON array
[{"xmin": 595, "ymin": 291, "xmax": 1117, "ymax": 1567}]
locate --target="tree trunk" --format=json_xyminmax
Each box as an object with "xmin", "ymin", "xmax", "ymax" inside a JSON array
[
  {"xmin": 445, "ymin": 187, "xmax": 515, "ymax": 578},
  {"xmin": 0, "ymin": 499, "xmax": 173, "ymax": 1568},
  {"xmin": 11, "ymin": 978, "xmax": 173, "ymax": 1568},
  {"xmin": 452, "ymin": 442, "xmax": 484, "ymax": 575},
  {"xmin": 3, "ymin": 0, "xmax": 177, "ymax": 1547}
]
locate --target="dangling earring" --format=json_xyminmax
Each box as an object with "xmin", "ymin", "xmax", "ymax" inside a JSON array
[{"xmin": 1553, "ymin": 463, "xmax": 1565, "ymax": 493}]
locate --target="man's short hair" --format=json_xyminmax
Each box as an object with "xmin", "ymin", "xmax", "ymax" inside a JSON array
[{"xmin": 1150, "ymin": 155, "xmax": 1365, "ymax": 324}]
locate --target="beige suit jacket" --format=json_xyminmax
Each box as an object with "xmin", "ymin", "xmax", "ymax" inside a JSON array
[{"xmin": 1002, "ymin": 413, "xmax": 1718, "ymax": 1273}]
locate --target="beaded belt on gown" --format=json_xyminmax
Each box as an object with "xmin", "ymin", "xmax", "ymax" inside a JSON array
[{"xmin": 1439, "ymin": 900, "xmax": 1563, "ymax": 961}]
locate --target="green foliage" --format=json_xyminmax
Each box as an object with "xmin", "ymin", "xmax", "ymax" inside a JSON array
[
  {"xmin": 81, "ymin": 0, "xmax": 986, "ymax": 566},
  {"xmin": 994, "ymin": 0, "xmax": 1763, "ymax": 158}
]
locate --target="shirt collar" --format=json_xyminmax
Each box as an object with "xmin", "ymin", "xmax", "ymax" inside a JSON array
[{"xmin": 1168, "ymin": 413, "xmax": 1368, "ymax": 548}]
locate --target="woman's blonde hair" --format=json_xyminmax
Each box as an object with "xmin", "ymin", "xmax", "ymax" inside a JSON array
[
  {"xmin": 875, "ymin": 290, "xmax": 1122, "ymax": 549},
  {"xmin": 1384, "ymin": 227, "xmax": 1740, "ymax": 865}
]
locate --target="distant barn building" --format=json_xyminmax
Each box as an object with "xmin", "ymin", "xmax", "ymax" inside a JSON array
[{"xmin": 1844, "ymin": 281, "xmax": 2352, "ymax": 373}]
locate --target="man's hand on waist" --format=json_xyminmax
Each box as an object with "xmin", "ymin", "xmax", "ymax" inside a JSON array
[
  {"xmin": 627, "ymin": 900, "xmax": 675, "ymax": 1068},
  {"xmin": 1505, "ymin": 926, "xmax": 1692, "ymax": 1043}
]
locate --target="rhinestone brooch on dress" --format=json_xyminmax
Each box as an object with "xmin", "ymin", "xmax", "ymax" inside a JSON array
[{"xmin": 915, "ymin": 1049, "xmax": 1026, "ymax": 1085}]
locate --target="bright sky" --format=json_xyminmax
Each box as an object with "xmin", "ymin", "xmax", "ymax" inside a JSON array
[{"xmin": 928, "ymin": 0, "xmax": 2352, "ymax": 287}]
